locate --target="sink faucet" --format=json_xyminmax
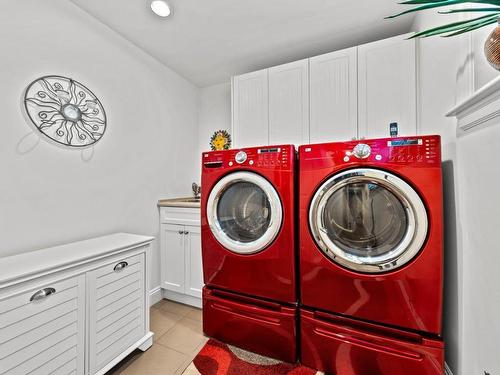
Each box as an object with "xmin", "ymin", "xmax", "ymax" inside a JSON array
[{"xmin": 192, "ymin": 183, "xmax": 201, "ymax": 199}]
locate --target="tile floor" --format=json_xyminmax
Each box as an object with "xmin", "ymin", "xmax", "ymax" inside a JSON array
[{"xmin": 108, "ymin": 299, "xmax": 208, "ymax": 375}]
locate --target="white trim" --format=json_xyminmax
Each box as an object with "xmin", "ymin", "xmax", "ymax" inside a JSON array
[
  {"xmin": 447, "ymin": 76, "xmax": 500, "ymax": 132},
  {"xmin": 445, "ymin": 362, "xmax": 454, "ymax": 375},
  {"xmin": 94, "ymin": 332, "xmax": 154, "ymax": 375},
  {"xmin": 149, "ymin": 285, "xmax": 162, "ymax": 306},
  {"xmin": 162, "ymin": 289, "xmax": 202, "ymax": 308}
]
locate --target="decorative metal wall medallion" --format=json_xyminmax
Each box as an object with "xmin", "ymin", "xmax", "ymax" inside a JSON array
[{"xmin": 23, "ymin": 75, "xmax": 106, "ymax": 148}]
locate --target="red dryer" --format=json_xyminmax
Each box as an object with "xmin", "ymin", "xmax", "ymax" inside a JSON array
[
  {"xmin": 201, "ymin": 145, "xmax": 297, "ymax": 363},
  {"xmin": 298, "ymin": 136, "xmax": 444, "ymax": 374}
]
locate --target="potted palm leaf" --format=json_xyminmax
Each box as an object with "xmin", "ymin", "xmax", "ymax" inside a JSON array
[{"xmin": 387, "ymin": 0, "xmax": 500, "ymax": 70}]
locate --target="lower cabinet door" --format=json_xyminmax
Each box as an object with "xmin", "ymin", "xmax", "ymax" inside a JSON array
[
  {"xmin": 88, "ymin": 253, "xmax": 146, "ymax": 374},
  {"xmin": 0, "ymin": 274, "xmax": 86, "ymax": 375},
  {"xmin": 161, "ymin": 224, "xmax": 186, "ymax": 294},
  {"xmin": 184, "ymin": 226, "xmax": 203, "ymax": 298}
]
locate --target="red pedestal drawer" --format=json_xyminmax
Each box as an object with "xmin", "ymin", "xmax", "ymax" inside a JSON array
[
  {"xmin": 300, "ymin": 309, "xmax": 444, "ymax": 375},
  {"xmin": 203, "ymin": 287, "xmax": 297, "ymax": 363}
]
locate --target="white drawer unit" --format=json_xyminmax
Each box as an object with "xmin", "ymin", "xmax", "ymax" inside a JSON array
[
  {"xmin": 0, "ymin": 233, "xmax": 154, "ymax": 375},
  {"xmin": 159, "ymin": 206, "xmax": 203, "ymax": 308},
  {"xmin": 0, "ymin": 275, "xmax": 85, "ymax": 375},
  {"xmin": 88, "ymin": 254, "xmax": 145, "ymax": 374}
]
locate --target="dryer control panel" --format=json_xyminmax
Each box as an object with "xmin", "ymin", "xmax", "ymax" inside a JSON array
[
  {"xmin": 202, "ymin": 145, "xmax": 295, "ymax": 171},
  {"xmin": 300, "ymin": 135, "xmax": 441, "ymax": 168}
]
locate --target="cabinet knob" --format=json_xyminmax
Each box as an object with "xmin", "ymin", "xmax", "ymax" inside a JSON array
[
  {"xmin": 178, "ymin": 230, "xmax": 184, "ymax": 235},
  {"xmin": 113, "ymin": 261, "xmax": 129, "ymax": 272},
  {"xmin": 30, "ymin": 287, "xmax": 56, "ymax": 302},
  {"xmin": 184, "ymin": 231, "xmax": 189, "ymax": 235}
]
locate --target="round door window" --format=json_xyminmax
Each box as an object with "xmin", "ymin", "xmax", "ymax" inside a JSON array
[
  {"xmin": 207, "ymin": 171, "xmax": 282, "ymax": 254},
  {"xmin": 310, "ymin": 168, "xmax": 428, "ymax": 273}
]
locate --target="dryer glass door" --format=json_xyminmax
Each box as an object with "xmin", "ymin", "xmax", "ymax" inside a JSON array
[
  {"xmin": 310, "ymin": 168, "xmax": 428, "ymax": 273},
  {"xmin": 207, "ymin": 171, "xmax": 282, "ymax": 254}
]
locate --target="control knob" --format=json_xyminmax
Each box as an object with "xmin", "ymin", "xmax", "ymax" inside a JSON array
[
  {"xmin": 352, "ymin": 143, "xmax": 371, "ymax": 159},
  {"xmin": 235, "ymin": 151, "xmax": 247, "ymax": 164}
]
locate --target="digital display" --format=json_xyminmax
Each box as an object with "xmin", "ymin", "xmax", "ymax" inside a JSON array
[
  {"xmin": 258, "ymin": 148, "xmax": 281, "ymax": 153},
  {"xmin": 388, "ymin": 139, "xmax": 422, "ymax": 147}
]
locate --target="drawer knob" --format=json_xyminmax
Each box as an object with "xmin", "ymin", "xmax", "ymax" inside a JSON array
[
  {"xmin": 30, "ymin": 287, "xmax": 56, "ymax": 302},
  {"xmin": 114, "ymin": 261, "xmax": 129, "ymax": 272}
]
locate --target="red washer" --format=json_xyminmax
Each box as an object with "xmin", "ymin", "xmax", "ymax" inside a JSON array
[
  {"xmin": 298, "ymin": 136, "xmax": 444, "ymax": 373},
  {"xmin": 201, "ymin": 145, "xmax": 296, "ymax": 303},
  {"xmin": 201, "ymin": 145, "xmax": 297, "ymax": 362}
]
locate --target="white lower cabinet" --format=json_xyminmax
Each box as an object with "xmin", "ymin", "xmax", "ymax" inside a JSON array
[
  {"xmin": 0, "ymin": 233, "xmax": 154, "ymax": 375},
  {"xmin": 160, "ymin": 207, "xmax": 203, "ymax": 307}
]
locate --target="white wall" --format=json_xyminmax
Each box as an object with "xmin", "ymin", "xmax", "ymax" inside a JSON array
[
  {"xmin": 457, "ymin": 122, "xmax": 500, "ymax": 375},
  {"xmin": 198, "ymin": 82, "xmax": 232, "ymax": 158},
  {"xmin": 0, "ymin": 0, "xmax": 199, "ymax": 292}
]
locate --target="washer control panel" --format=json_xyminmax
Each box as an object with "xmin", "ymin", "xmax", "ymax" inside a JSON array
[{"xmin": 203, "ymin": 145, "xmax": 294, "ymax": 170}]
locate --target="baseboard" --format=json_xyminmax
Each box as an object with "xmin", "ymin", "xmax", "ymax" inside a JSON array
[
  {"xmin": 445, "ymin": 362, "xmax": 453, "ymax": 375},
  {"xmin": 162, "ymin": 289, "xmax": 202, "ymax": 308},
  {"xmin": 149, "ymin": 286, "xmax": 162, "ymax": 306}
]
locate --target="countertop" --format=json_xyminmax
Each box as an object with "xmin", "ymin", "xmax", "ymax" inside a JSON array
[
  {"xmin": 0, "ymin": 233, "xmax": 154, "ymax": 287},
  {"xmin": 157, "ymin": 197, "xmax": 201, "ymax": 208}
]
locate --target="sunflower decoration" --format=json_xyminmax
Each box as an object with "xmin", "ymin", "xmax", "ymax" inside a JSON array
[{"xmin": 210, "ymin": 130, "xmax": 231, "ymax": 151}]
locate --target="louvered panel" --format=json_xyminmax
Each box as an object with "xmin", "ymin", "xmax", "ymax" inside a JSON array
[
  {"xmin": 1, "ymin": 333, "xmax": 77, "ymax": 375},
  {"xmin": 96, "ymin": 325, "xmax": 143, "ymax": 368},
  {"xmin": 0, "ymin": 277, "xmax": 78, "ymax": 314},
  {"xmin": 96, "ymin": 272, "xmax": 141, "ymax": 301},
  {"xmin": 0, "ymin": 309, "xmax": 78, "ymax": 359},
  {"xmin": 88, "ymin": 253, "xmax": 145, "ymax": 374},
  {"xmin": 0, "ymin": 300, "xmax": 77, "ymax": 344},
  {"xmin": 0, "ymin": 286, "xmax": 77, "ymax": 328},
  {"xmin": 96, "ymin": 261, "xmax": 140, "ymax": 288},
  {"xmin": 0, "ymin": 274, "xmax": 84, "ymax": 375},
  {"xmin": 96, "ymin": 288, "xmax": 141, "ymax": 321},
  {"xmin": 27, "ymin": 346, "xmax": 77, "ymax": 375}
]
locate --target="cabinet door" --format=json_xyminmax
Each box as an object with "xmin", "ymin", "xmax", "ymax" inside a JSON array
[
  {"xmin": 358, "ymin": 34, "xmax": 417, "ymax": 139},
  {"xmin": 184, "ymin": 226, "xmax": 203, "ymax": 298},
  {"xmin": 0, "ymin": 274, "xmax": 86, "ymax": 375},
  {"xmin": 88, "ymin": 253, "xmax": 145, "ymax": 374},
  {"xmin": 232, "ymin": 69, "xmax": 269, "ymax": 147},
  {"xmin": 310, "ymin": 47, "xmax": 358, "ymax": 143},
  {"xmin": 161, "ymin": 224, "xmax": 186, "ymax": 294},
  {"xmin": 269, "ymin": 59, "xmax": 309, "ymax": 145}
]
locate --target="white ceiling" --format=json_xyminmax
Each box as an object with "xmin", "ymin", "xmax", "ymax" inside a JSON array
[{"xmin": 70, "ymin": 0, "xmax": 414, "ymax": 87}]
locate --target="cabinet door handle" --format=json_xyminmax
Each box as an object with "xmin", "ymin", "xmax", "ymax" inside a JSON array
[
  {"xmin": 184, "ymin": 231, "xmax": 189, "ymax": 235},
  {"xmin": 178, "ymin": 230, "xmax": 184, "ymax": 235},
  {"xmin": 30, "ymin": 287, "xmax": 56, "ymax": 302},
  {"xmin": 114, "ymin": 261, "xmax": 129, "ymax": 272}
]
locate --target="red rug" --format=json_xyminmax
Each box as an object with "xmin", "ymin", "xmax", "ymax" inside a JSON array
[{"xmin": 183, "ymin": 339, "xmax": 320, "ymax": 375}]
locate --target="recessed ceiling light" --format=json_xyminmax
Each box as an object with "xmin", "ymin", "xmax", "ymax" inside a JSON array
[{"xmin": 151, "ymin": 0, "xmax": 171, "ymax": 18}]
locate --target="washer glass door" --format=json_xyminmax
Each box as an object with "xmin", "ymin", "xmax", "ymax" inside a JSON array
[
  {"xmin": 207, "ymin": 171, "xmax": 282, "ymax": 254},
  {"xmin": 309, "ymin": 168, "xmax": 428, "ymax": 273}
]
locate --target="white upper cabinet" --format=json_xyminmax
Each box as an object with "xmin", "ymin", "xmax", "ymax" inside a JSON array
[
  {"xmin": 309, "ymin": 47, "xmax": 358, "ymax": 144},
  {"xmin": 231, "ymin": 33, "xmax": 418, "ymax": 147},
  {"xmin": 232, "ymin": 69, "xmax": 269, "ymax": 147},
  {"xmin": 269, "ymin": 59, "xmax": 310, "ymax": 145},
  {"xmin": 358, "ymin": 34, "xmax": 417, "ymax": 139}
]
